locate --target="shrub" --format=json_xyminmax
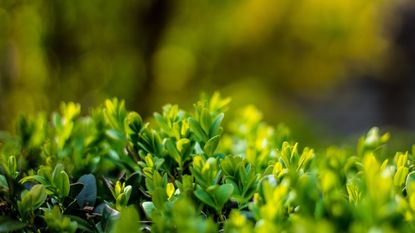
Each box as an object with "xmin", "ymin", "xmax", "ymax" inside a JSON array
[{"xmin": 0, "ymin": 93, "xmax": 414, "ymax": 232}]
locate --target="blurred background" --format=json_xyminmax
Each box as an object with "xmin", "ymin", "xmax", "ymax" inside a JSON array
[{"xmin": 1, "ymin": 0, "xmax": 415, "ymax": 148}]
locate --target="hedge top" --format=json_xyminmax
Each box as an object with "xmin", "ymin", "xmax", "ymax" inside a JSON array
[{"xmin": 0, "ymin": 93, "xmax": 415, "ymax": 233}]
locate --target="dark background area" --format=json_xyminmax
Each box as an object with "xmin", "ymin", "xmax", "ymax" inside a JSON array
[{"xmin": 1, "ymin": 0, "xmax": 414, "ymax": 147}]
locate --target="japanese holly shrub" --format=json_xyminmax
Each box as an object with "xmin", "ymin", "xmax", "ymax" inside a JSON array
[{"xmin": 0, "ymin": 93, "xmax": 415, "ymax": 232}]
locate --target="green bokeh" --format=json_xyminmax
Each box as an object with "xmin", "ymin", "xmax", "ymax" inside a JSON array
[{"xmin": 0, "ymin": 0, "xmax": 406, "ymax": 145}]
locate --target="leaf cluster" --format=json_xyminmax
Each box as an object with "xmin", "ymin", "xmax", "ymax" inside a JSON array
[{"xmin": 1, "ymin": 93, "xmax": 415, "ymax": 232}]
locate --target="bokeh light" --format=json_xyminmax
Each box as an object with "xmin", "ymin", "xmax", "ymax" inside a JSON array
[{"xmin": 1, "ymin": 0, "xmax": 414, "ymax": 147}]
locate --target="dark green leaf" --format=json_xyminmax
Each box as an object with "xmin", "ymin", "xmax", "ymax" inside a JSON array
[
  {"xmin": 76, "ymin": 174, "xmax": 97, "ymax": 207},
  {"xmin": 69, "ymin": 182, "xmax": 84, "ymax": 198},
  {"xmin": 0, "ymin": 216, "xmax": 26, "ymax": 232},
  {"xmin": 68, "ymin": 215, "xmax": 95, "ymax": 233},
  {"xmin": 126, "ymin": 112, "xmax": 143, "ymax": 133}
]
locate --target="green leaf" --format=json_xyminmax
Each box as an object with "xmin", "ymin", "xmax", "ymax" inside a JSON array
[
  {"xmin": 346, "ymin": 182, "xmax": 361, "ymax": 203},
  {"xmin": 297, "ymin": 147, "xmax": 314, "ymax": 171},
  {"xmin": 126, "ymin": 112, "xmax": 143, "ymax": 133},
  {"xmin": 112, "ymin": 206, "xmax": 140, "ymax": 233},
  {"xmin": 94, "ymin": 204, "xmax": 120, "ymax": 232},
  {"xmin": 225, "ymin": 179, "xmax": 241, "ymax": 197},
  {"xmin": 190, "ymin": 169, "xmax": 208, "ymax": 189},
  {"xmin": 177, "ymin": 175, "xmax": 194, "ymax": 197},
  {"xmin": 104, "ymin": 98, "xmax": 127, "ymax": 130},
  {"xmin": 52, "ymin": 164, "xmax": 71, "ymax": 198},
  {"xmin": 30, "ymin": 184, "xmax": 47, "ymax": 209},
  {"xmin": 165, "ymin": 138, "xmax": 181, "ymax": 165},
  {"xmin": 194, "ymin": 185, "xmax": 216, "ymax": 210},
  {"xmin": 59, "ymin": 171, "xmax": 71, "ymax": 198},
  {"xmin": 43, "ymin": 205, "xmax": 78, "ymax": 233},
  {"xmin": 214, "ymin": 184, "xmax": 234, "ymax": 211},
  {"xmin": 209, "ymin": 113, "xmax": 224, "ymax": 138},
  {"xmin": 406, "ymin": 171, "xmax": 415, "ymax": 196},
  {"xmin": 124, "ymin": 185, "xmax": 132, "ymax": 202},
  {"xmin": 152, "ymin": 187, "xmax": 167, "ymax": 210},
  {"xmin": 142, "ymin": 201, "xmax": 156, "ymax": 218},
  {"xmin": 68, "ymin": 215, "xmax": 95, "ymax": 233},
  {"xmin": 0, "ymin": 175, "xmax": 8, "ymax": 190},
  {"xmin": 18, "ymin": 185, "xmax": 46, "ymax": 215},
  {"xmin": 221, "ymin": 156, "xmax": 242, "ymax": 178},
  {"xmin": 280, "ymin": 142, "xmax": 292, "ymax": 168},
  {"xmin": 106, "ymin": 129, "xmax": 125, "ymax": 141},
  {"xmin": 189, "ymin": 117, "xmax": 208, "ymax": 142},
  {"xmin": 19, "ymin": 175, "xmax": 48, "ymax": 185},
  {"xmin": 177, "ymin": 138, "xmax": 191, "ymax": 154},
  {"xmin": 7, "ymin": 156, "xmax": 17, "ymax": 178},
  {"xmin": 394, "ymin": 166, "xmax": 409, "ymax": 187},
  {"xmin": 154, "ymin": 112, "xmax": 170, "ymax": 134},
  {"xmin": 204, "ymin": 135, "xmax": 221, "ymax": 156},
  {"xmin": 0, "ymin": 216, "xmax": 26, "ymax": 232},
  {"xmin": 200, "ymin": 108, "xmax": 212, "ymax": 135}
]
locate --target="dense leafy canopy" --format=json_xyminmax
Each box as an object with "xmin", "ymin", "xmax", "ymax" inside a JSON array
[{"xmin": 1, "ymin": 93, "xmax": 415, "ymax": 232}]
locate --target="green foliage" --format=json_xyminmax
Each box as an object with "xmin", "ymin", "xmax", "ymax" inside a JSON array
[
  {"xmin": 112, "ymin": 206, "xmax": 140, "ymax": 233},
  {"xmin": 0, "ymin": 216, "xmax": 26, "ymax": 232},
  {"xmin": 43, "ymin": 206, "xmax": 78, "ymax": 233},
  {"xmin": 1, "ymin": 93, "xmax": 415, "ymax": 232},
  {"xmin": 17, "ymin": 184, "xmax": 47, "ymax": 221}
]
